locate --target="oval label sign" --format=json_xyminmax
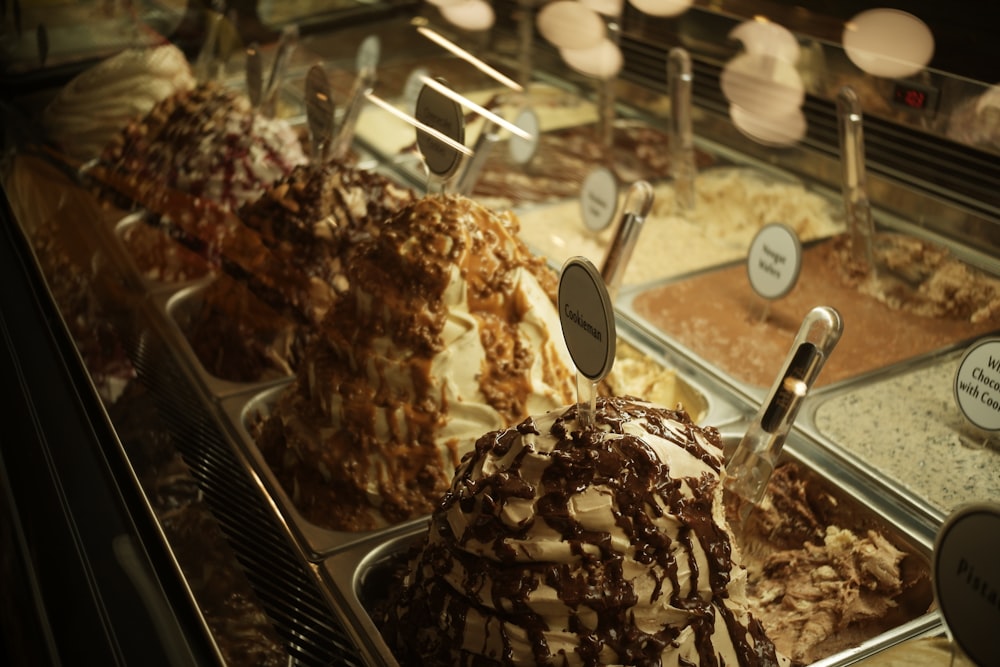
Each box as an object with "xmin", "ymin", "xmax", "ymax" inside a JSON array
[
  {"xmin": 558, "ymin": 257, "xmax": 616, "ymax": 382},
  {"xmin": 580, "ymin": 166, "xmax": 619, "ymax": 232},
  {"xmin": 954, "ymin": 337, "xmax": 1000, "ymax": 431},
  {"xmin": 415, "ymin": 78, "xmax": 465, "ymax": 179},
  {"xmin": 933, "ymin": 502, "xmax": 1000, "ymax": 667},
  {"xmin": 509, "ymin": 106, "xmax": 541, "ymax": 165},
  {"xmin": 746, "ymin": 222, "xmax": 803, "ymax": 300}
]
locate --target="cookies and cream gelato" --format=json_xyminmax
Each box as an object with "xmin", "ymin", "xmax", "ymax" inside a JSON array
[{"xmin": 383, "ymin": 396, "xmax": 781, "ymax": 666}]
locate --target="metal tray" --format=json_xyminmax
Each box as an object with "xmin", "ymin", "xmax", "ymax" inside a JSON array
[
  {"xmin": 114, "ymin": 211, "xmax": 215, "ymax": 293},
  {"xmin": 616, "ymin": 251, "xmax": 1000, "ymax": 413},
  {"xmin": 159, "ymin": 280, "xmax": 298, "ymax": 399},
  {"xmin": 318, "ymin": 430, "xmax": 942, "ymax": 667},
  {"xmin": 800, "ymin": 346, "xmax": 997, "ymax": 525},
  {"xmin": 215, "ymin": 320, "xmax": 734, "ymax": 562}
]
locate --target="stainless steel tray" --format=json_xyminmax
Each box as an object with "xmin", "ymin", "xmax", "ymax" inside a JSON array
[
  {"xmin": 799, "ymin": 346, "xmax": 995, "ymax": 525},
  {"xmin": 616, "ymin": 256, "xmax": 1000, "ymax": 413},
  {"xmin": 159, "ymin": 280, "xmax": 297, "ymax": 399},
  {"xmin": 214, "ymin": 319, "xmax": 736, "ymax": 562},
  {"xmin": 318, "ymin": 430, "xmax": 942, "ymax": 667}
]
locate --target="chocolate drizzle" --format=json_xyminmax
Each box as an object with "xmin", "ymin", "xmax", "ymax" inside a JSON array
[{"xmin": 384, "ymin": 396, "xmax": 780, "ymax": 666}]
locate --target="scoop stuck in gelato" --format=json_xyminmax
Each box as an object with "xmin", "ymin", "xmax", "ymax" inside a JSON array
[
  {"xmin": 381, "ymin": 396, "xmax": 781, "ymax": 667},
  {"xmin": 255, "ymin": 194, "xmax": 578, "ymax": 531}
]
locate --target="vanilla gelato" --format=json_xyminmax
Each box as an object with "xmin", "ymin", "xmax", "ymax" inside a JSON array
[
  {"xmin": 255, "ymin": 194, "xmax": 578, "ymax": 531},
  {"xmin": 43, "ymin": 44, "xmax": 196, "ymax": 163},
  {"xmin": 383, "ymin": 396, "xmax": 781, "ymax": 667},
  {"xmin": 517, "ymin": 167, "xmax": 843, "ymax": 286}
]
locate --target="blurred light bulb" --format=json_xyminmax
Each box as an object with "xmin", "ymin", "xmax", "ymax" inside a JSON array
[
  {"xmin": 721, "ymin": 52, "xmax": 804, "ymax": 116},
  {"xmin": 560, "ymin": 38, "xmax": 624, "ymax": 79},
  {"xmin": 730, "ymin": 104, "xmax": 806, "ymax": 146},
  {"xmin": 439, "ymin": 0, "xmax": 495, "ymax": 31},
  {"xmin": 628, "ymin": 0, "xmax": 693, "ymax": 17},
  {"xmin": 843, "ymin": 8, "xmax": 934, "ymax": 78},
  {"xmin": 537, "ymin": 1, "xmax": 606, "ymax": 50},
  {"xmin": 729, "ymin": 18, "xmax": 800, "ymax": 62}
]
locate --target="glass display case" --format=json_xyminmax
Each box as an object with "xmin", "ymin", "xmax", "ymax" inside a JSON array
[{"xmin": 1, "ymin": 1, "xmax": 997, "ymax": 665}]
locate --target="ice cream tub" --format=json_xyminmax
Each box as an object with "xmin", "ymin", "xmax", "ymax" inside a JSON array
[
  {"xmin": 114, "ymin": 211, "xmax": 215, "ymax": 292},
  {"xmin": 156, "ymin": 281, "xmax": 300, "ymax": 400},
  {"xmin": 617, "ymin": 233, "xmax": 1000, "ymax": 409},
  {"xmin": 217, "ymin": 328, "xmax": 724, "ymax": 562},
  {"xmin": 219, "ymin": 382, "xmax": 429, "ymax": 561},
  {"xmin": 800, "ymin": 347, "xmax": 1000, "ymax": 522},
  {"xmin": 316, "ymin": 427, "xmax": 940, "ymax": 667}
]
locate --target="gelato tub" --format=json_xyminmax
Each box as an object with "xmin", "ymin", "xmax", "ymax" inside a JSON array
[
  {"xmin": 318, "ymin": 429, "xmax": 938, "ymax": 667},
  {"xmin": 620, "ymin": 234, "xmax": 1000, "ymax": 403},
  {"xmin": 807, "ymin": 350, "xmax": 1000, "ymax": 519},
  {"xmin": 218, "ymin": 327, "xmax": 719, "ymax": 561},
  {"xmin": 515, "ymin": 166, "xmax": 844, "ymax": 287}
]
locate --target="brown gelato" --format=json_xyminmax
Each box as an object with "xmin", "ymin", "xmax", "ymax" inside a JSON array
[
  {"xmin": 253, "ymin": 194, "xmax": 577, "ymax": 531},
  {"xmin": 736, "ymin": 463, "xmax": 932, "ymax": 666},
  {"xmin": 629, "ymin": 233, "xmax": 1000, "ymax": 388}
]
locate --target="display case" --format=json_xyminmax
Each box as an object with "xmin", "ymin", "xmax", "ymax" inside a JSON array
[{"xmin": 1, "ymin": 1, "xmax": 997, "ymax": 665}]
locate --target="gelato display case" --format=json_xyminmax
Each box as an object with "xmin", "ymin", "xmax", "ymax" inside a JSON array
[{"xmin": 1, "ymin": 0, "xmax": 997, "ymax": 665}]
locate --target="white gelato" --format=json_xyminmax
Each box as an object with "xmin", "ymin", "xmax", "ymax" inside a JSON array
[
  {"xmin": 517, "ymin": 167, "xmax": 843, "ymax": 285},
  {"xmin": 44, "ymin": 44, "xmax": 196, "ymax": 163}
]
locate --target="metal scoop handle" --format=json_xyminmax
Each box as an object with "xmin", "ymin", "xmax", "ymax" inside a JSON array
[
  {"xmin": 668, "ymin": 47, "xmax": 696, "ymax": 213},
  {"xmin": 600, "ymin": 180, "xmax": 654, "ymax": 300},
  {"xmin": 725, "ymin": 306, "xmax": 843, "ymax": 515},
  {"xmin": 837, "ymin": 86, "xmax": 876, "ymax": 274}
]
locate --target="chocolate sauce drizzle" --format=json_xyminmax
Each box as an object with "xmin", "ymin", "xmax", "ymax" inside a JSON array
[{"xmin": 386, "ymin": 396, "xmax": 780, "ymax": 666}]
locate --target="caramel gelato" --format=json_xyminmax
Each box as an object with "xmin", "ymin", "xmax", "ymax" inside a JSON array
[
  {"xmin": 382, "ymin": 396, "xmax": 781, "ymax": 667},
  {"xmin": 254, "ymin": 194, "xmax": 577, "ymax": 531}
]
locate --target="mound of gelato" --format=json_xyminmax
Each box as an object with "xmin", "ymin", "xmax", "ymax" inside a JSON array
[
  {"xmin": 255, "ymin": 194, "xmax": 578, "ymax": 531},
  {"xmin": 172, "ymin": 162, "xmax": 418, "ymax": 383},
  {"xmin": 99, "ymin": 81, "xmax": 308, "ymax": 212},
  {"xmin": 43, "ymin": 43, "xmax": 196, "ymax": 163},
  {"xmin": 237, "ymin": 161, "xmax": 416, "ymax": 292},
  {"xmin": 737, "ymin": 463, "xmax": 929, "ymax": 666},
  {"xmin": 382, "ymin": 396, "xmax": 781, "ymax": 667}
]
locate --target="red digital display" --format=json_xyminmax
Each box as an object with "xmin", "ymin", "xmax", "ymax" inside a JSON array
[{"xmin": 891, "ymin": 81, "xmax": 939, "ymax": 114}]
